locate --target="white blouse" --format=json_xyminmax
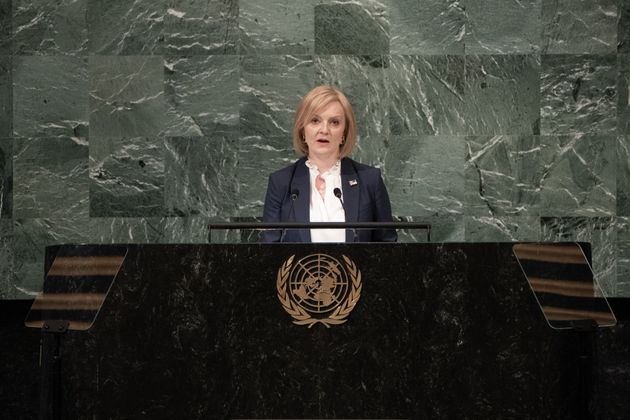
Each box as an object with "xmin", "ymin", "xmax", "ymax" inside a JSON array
[{"xmin": 305, "ymin": 159, "xmax": 346, "ymax": 242}]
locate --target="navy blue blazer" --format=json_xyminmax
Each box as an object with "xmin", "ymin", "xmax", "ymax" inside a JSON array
[{"xmin": 262, "ymin": 157, "xmax": 397, "ymax": 242}]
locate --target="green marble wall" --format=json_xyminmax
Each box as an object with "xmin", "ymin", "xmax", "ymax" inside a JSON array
[{"xmin": 0, "ymin": 0, "xmax": 628, "ymax": 298}]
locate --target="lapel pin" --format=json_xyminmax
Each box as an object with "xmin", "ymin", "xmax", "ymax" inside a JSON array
[{"xmin": 349, "ymin": 179, "xmax": 358, "ymax": 186}]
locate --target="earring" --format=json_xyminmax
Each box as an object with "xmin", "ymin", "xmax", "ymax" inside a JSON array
[{"xmin": 340, "ymin": 136, "xmax": 345, "ymax": 145}]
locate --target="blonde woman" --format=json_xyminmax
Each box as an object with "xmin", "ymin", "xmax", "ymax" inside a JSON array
[{"xmin": 262, "ymin": 85, "xmax": 396, "ymax": 243}]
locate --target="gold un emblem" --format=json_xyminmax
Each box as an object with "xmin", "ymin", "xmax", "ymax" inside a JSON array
[{"xmin": 277, "ymin": 253, "xmax": 362, "ymax": 328}]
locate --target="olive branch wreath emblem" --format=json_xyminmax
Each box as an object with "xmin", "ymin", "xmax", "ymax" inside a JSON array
[{"xmin": 276, "ymin": 254, "xmax": 362, "ymax": 328}]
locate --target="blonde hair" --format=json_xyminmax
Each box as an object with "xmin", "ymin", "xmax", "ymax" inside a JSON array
[{"xmin": 292, "ymin": 85, "xmax": 357, "ymax": 157}]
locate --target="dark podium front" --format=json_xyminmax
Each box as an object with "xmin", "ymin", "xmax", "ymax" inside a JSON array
[{"xmin": 45, "ymin": 243, "xmax": 588, "ymax": 419}]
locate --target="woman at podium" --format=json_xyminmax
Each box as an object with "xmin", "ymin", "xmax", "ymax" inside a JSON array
[{"xmin": 261, "ymin": 85, "xmax": 397, "ymax": 243}]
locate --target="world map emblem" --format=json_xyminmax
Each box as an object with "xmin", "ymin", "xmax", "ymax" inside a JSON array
[{"xmin": 276, "ymin": 253, "xmax": 362, "ymax": 328}]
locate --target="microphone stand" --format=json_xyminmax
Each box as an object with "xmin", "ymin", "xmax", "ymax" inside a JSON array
[
  {"xmin": 280, "ymin": 189, "xmax": 299, "ymax": 242},
  {"xmin": 333, "ymin": 188, "xmax": 357, "ymax": 242}
]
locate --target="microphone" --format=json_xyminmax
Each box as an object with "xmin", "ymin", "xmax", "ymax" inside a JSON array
[
  {"xmin": 280, "ymin": 188, "xmax": 299, "ymax": 242},
  {"xmin": 333, "ymin": 188, "xmax": 357, "ymax": 242}
]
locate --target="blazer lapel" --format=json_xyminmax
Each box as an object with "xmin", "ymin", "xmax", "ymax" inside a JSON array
[
  {"xmin": 291, "ymin": 159, "xmax": 311, "ymax": 242},
  {"xmin": 341, "ymin": 158, "xmax": 360, "ymax": 242}
]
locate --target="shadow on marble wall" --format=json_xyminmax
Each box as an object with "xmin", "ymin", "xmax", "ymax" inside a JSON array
[{"xmin": 0, "ymin": 0, "xmax": 629, "ymax": 297}]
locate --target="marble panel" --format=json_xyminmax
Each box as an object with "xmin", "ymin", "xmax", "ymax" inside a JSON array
[
  {"xmin": 615, "ymin": 217, "xmax": 630, "ymax": 296},
  {"xmin": 616, "ymin": 242, "xmax": 630, "ymax": 295},
  {"xmin": 165, "ymin": 55, "xmax": 239, "ymax": 137},
  {"xmin": 13, "ymin": 137, "xmax": 88, "ymax": 219},
  {"xmin": 541, "ymin": 55, "xmax": 617, "ymax": 135},
  {"xmin": 164, "ymin": 0, "xmax": 238, "ymax": 55},
  {"xmin": 465, "ymin": 135, "xmax": 541, "ymax": 216},
  {"xmin": 464, "ymin": 0, "xmax": 541, "ymax": 54},
  {"xmin": 0, "ymin": 56, "xmax": 10, "ymax": 138},
  {"xmin": 90, "ymin": 137, "xmax": 165, "ymax": 217},
  {"xmin": 315, "ymin": 55, "xmax": 389, "ymax": 140},
  {"xmin": 314, "ymin": 1, "xmax": 388, "ymax": 55},
  {"xmin": 385, "ymin": 135, "xmax": 465, "ymax": 217},
  {"xmin": 0, "ymin": 138, "xmax": 11, "ymax": 218},
  {"xmin": 239, "ymin": 55, "xmax": 313, "ymax": 138},
  {"xmin": 239, "ymin": 0, "xmax": 313, "ymax": 54},
  {"xmin": 387, "ymin": 0, "xmax": 464, "ymax": 54},
  {"xmin": 13, "ymin": 56, "xmax": 88, "ymax": 138},
  {"xmin": 89, "ymin": 217, "xmax": 168, "ymax": 243},
  {"xmin": 617, "ymin": 136, "xmax": 630, "ymax": 216},
  {"xmin": 389, "ymin": 55, "xmax": 465, "ymax": 136},
  {"xmin": 541, "ymin": 216, "xmax": 616, "ymax": 296},
  {"xmin": 0, "ymin": 219, "xmax": 13, "ymax": 298},
  {"xmin": 542, "ymin": 0, "xmax": 617, "ymax": 54},
  {"xmin": 162, "ymin": 216, "xmax": 212, "ymax": 243},
  {"xmin": 164, "ymin": 135, "xmax": 238, "ymax": 218},
  {"xmin": 617, "ymin": 216, "xmax": 630, "ymax": 242},
  {"xmin": 0, "ymin": 0, "xmax": 10, "ymax": 55},
  {"xmin": 236, "ymin": 136, "xmax": 295, "ymax": 217},
  {"xmin": 465, "ymin": 216, "xmax": 541, "ymax": 242},
  {"xmin": 89, "ymin": 56, "xmax": 166, "ymax": 138},
  {"xmin": 11, "ymin": 217, "xmax": 92, "ymax": 297},
  {"xmin": 351, "ymin": 135, "xmax": 388, "ymax": 171},
  {"xmin": 12, "ymin": 0, "xmax": 87, "ymax": 55},
  {"xmin": 618, "ymin": 54, "xmax": 630, "ymax": 134},
  {"xmin": 464, "ymin": 55, "xmax": 540, "ymax": 135},
  {"xmin": 395, "ymin": 215, "xmax": 464, "ymax": 243},
  {"xmin": 207, "ymin": 216, "xmax": 258, "ymax": 244},
  {"xmin": 540, "ymin": 135, "xmax": 615, "ymax": 216},
  {"xmin": 87, "ymin": 0, "xmax": 165, "ymax": 55},
  {"xmin": 620, "ymin": 0, "xmax": 630, "ymax": 53}
]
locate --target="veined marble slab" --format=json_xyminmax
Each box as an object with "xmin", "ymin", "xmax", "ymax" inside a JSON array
[
  {"xmin": 464, "ymin": 0, "xmax": 541, "ymax": 54},
  {"xmin": 0, "ymin": 57, "xmax": 11, "ymax": 139},
  {"xmin": 164, "ymin": 0, "xmax": 238, "ymax": 55},
  {"xmin": 164, "ymin": 135, "xmax": 239, "ymax": 218},
  {"xmin": 0, "ymin": 138, "xmax": 11, "ymax": 218},
  {"xmin": 315, "ymin": 1, "xmax": 388, "ymax": 55},
  {"xmin": 0, "ymin": 219, "xmax": 12, "ymax": 298},
  {"xmin": 89, "ymin": 56, "xmax": 166, "ymax": 138},
  {"xmin": 164, "ymin": 55, "xmax": 239, "ymax": 137},
  {"xmin": 13, "ymin": 137, "xmax": 88, "ymax": 219},
  {"xmin": 385, "ymin": 135, "xmax": 465, "ymax": 217},
  {"xmin": 541, "ymin": 55, "xmax": 617, "ymax": 135},
  {"xmin": 465, "ymin": 135, "xmax": 542, "ymax": 216},
  {"xmin": 539, "ymin": 134, "xmax": 615, "ymax": 217},
  {"xmin": 12, "ymin": 0, "xmax": 87, "ymax": 55},
  {"xmin": 542, "ymin": 0, "xmax": 617, "ymax": 54},
  {"xmin": 239, "ymin": 55, "xmax": 313, "ymax": 137},
  {"xmin": 13, "ymin": 56, "xmax": 88, "ymax": 138},
  {"xmin": 389, "ymin": 55, "xmax": 465, "ymax": 136},
  {"xmin": 90, "ymin": 136, "xmax": 165, "ymax": 217},
  {"xmin": 87, "ymin": 0, "xmax": 164, "ymax": 55},
  {"xmin": 0, "ymin": 0, "xmax": 12, "ymax": 55},
  {"xmin": 240, "ymin": 0, "xmax": 313, "ymax": 55},
  {"xmin": 388, "ymin": 0, "xmax": 464, "ymax": 54},
  {"xmin": 465, "ymin": 54, "xmax": 540, "ymax": 135}
]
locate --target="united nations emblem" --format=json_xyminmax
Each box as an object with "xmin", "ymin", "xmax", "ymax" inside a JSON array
[{"xmin": 276, "ymin": 253, "xmax": 362, "ymax": 328}]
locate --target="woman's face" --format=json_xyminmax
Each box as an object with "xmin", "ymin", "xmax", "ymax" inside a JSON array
[{"xmin": 303, "ymin": 101, "xmax": 346, "ymax": 161}]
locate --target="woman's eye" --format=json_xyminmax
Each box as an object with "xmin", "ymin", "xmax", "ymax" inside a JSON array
[
  {"xmin": 310, "ymin": 118, "xmax": 319, "ymax": 123},
  {"xmin": 331, "ymin": 120, "xmax": 339, "ymax": 126}
]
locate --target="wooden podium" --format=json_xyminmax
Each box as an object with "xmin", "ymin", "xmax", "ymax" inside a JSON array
[{"xmin": 32, "ymin": 242, "xmax": 604, "ymax": 419}]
